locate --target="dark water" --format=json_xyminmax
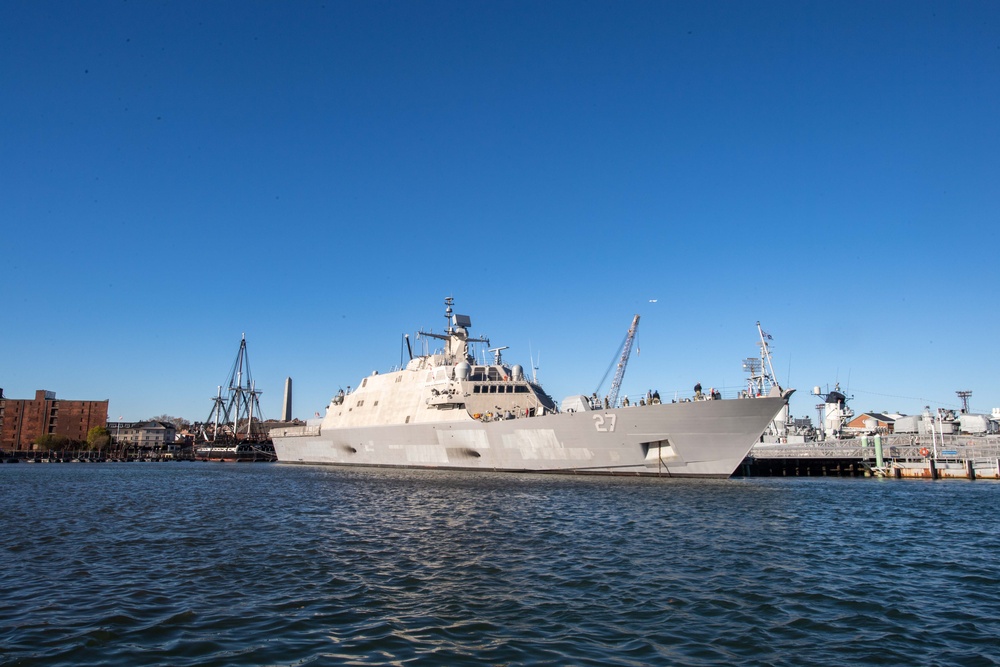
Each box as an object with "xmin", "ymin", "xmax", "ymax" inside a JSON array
[{"xmin": 2, "ymin": 464, "xmax": 999, "ymax": 666}]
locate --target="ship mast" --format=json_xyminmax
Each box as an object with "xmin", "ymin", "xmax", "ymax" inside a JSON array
[
  {"xmin": 419, "ymin": 297, "xmax": 489, "ymax": 364},
  {"xmin": 743, "ymin": 322, "xmax": 781, "ymax": 397},
  {"xmin": 201, "ymin": 334, "xmax": 266, "ymax": 442}
]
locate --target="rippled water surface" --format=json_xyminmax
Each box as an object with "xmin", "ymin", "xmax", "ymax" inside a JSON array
[{"xmin": 2, "ymin": 463, "xmax": 999, "ymax": 666}]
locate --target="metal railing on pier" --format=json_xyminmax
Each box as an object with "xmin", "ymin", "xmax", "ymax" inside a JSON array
[{"xmin": 752, "ymin": 434, "xmax": 1000, "ymax": 461}]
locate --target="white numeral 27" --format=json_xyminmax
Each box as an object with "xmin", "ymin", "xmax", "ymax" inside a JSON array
[{"xmin": 593, "ymin": 414, "xmax": 616, "ymax": 432}]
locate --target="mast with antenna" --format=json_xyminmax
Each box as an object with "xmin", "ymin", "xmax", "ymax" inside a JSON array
[{"xmin": 744, "ymin": 322, "xmax": 781, "ymax": 397}]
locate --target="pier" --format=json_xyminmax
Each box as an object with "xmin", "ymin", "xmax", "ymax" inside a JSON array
[
  {"xmin": 741, "ymin": 434, "xmax": 1000, "ymax": 479},
  {"xmin": 1, "ymin": 450, "xmax": 187, "ymax": 463}
]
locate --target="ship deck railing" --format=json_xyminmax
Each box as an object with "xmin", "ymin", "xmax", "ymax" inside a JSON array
[{"xmin": 270, "ymin": 425, "xmax": 322, "ymax": 438}]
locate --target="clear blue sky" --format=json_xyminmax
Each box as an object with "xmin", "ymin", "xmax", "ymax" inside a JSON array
[{"xmin": 2, "ymin": 1, "xmax": 998, "ymax": 424}]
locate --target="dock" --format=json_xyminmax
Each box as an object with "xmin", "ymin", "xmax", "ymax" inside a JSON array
[{"xmin": 742, "ymin": 434, "xmax": 1000, "ymax": 479}]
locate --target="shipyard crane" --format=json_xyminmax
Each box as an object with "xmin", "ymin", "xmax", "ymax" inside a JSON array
[{"xmin": 595, "ymin": 314, "xmax": 640, "ymax": 408}]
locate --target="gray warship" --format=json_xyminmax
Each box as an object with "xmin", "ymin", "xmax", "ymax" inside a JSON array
[{"xmin": 271, "ymin": 298, "xmax": 794, "ymax": 477}]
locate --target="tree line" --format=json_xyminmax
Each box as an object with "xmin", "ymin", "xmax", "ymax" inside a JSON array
[{"xmin": 33, "ymin": 426, "xmax": 111, "ymax": 451}]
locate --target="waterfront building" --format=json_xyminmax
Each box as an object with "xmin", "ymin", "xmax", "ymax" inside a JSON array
[
  {"xmin": 106, "ymin": 421, "xmax": 178, "ymax": 449},
  {"xmin": 0, "ymin": 389, "xmax": 110, "ymax": 450}
]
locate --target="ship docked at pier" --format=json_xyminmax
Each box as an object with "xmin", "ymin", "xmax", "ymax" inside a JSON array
[{"xmin": 271, "ymin": 299, "xmax": 794, "ymax": 477}]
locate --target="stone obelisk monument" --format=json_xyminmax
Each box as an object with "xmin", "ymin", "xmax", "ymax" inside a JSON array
[{"xmin": 282, "ymin": 377, "xmax": 292, "ymax": 421}]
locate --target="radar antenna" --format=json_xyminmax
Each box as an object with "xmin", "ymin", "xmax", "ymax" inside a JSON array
[
  {"xmin": 444, "ymin": 296, "xmax": 454, "ymax": 333},
  {"xmin": 417, "ymin": 297, "xmax": 489, "ymax": 364}
]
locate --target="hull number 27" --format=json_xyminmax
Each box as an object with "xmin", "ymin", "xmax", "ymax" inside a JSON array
[{"xmin": 593, "ymin": 414, "xmax": 617, "ymax": 432}]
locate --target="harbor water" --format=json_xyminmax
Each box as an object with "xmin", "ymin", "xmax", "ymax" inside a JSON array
[{"xmin": 2, "ymin": 463, "xmax": 999, "ymax": 666}]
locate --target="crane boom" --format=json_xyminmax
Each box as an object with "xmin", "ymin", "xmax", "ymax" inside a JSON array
[{"xmin": 607, "ymin": 314, "xmax": 640, "ymax": 408}]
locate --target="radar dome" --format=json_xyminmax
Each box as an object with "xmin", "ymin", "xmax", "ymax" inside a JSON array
[
  {"xmin": 455, "ymin": 361, "xmax": 471, "ymax": 380},
  {"xmin": 511, "ymin": 364, "xmax": 524, "ymax": 381}
]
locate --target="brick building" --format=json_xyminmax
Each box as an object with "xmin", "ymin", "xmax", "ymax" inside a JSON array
[
  {"xmin": 845, "ymin": 412, "xmax": 896, "ymax": 434},
  {"xmin": 0, "ymin": 389, "xmax": 109, "ymax": 450}
]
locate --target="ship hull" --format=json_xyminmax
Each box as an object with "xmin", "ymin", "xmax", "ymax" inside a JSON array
[{"xmin": 271, "ymin": 396, "xmax": 786, "ymax": 478}]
